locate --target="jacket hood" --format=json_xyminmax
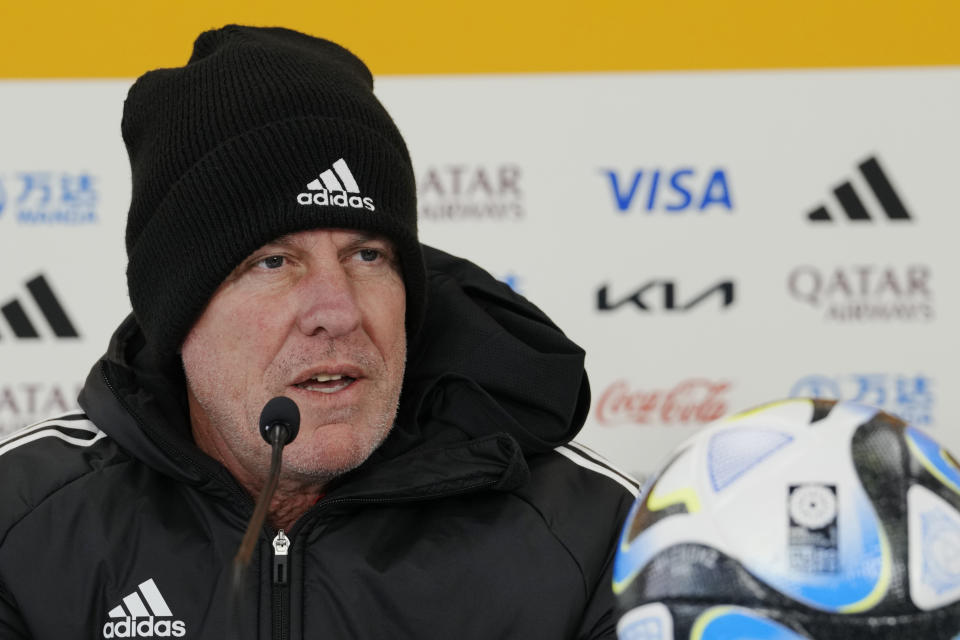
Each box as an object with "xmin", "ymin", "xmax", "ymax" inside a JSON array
[
  {"xmin": 384, "ymin": 245, "xmax": 590, "ymax": 457},
  {"xmin": 78, "ymin": 245, "xmax": 590, "ymax": 496}
]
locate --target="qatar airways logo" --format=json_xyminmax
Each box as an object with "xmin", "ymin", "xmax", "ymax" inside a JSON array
[
  {"xmin": 594, "ymin": 379, "xmax": 731, "ymax": 426},
  {"xmin": 418, "ymin": 164, "xmax": 524, "ymax": 221},
  {"xmin": 0, "ymin": 381, "xmax": 83, "ymax": 436},
  {"xmin": 787, "ymin": 264, "xmax": 933, "ymax": 322}
]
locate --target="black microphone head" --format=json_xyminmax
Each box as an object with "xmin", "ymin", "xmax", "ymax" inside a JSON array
[{"xmin": 259, "ymin": 396, "xmax": 300, "ymax": 445}]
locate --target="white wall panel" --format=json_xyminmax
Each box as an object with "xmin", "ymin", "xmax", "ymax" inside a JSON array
[{"xmin": 1, "ymin": 69, "xmax": 956, "ymax": 478}]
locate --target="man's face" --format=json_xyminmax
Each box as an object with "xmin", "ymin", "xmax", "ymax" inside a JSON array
[{"xmin": 181, "ymin": 228, "xmax": 406, "ymax": 487}]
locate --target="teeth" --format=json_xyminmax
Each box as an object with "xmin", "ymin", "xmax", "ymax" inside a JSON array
[
  {"xmin": 300, "ymin": 378, "xmax": 352, "ymax": 394},
  {"xmin": 311, "ymin": 374, "xmax": 343, "ymax": 382}
]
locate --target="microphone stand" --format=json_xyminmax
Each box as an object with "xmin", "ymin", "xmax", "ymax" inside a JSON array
[
  {"xmin": 231, "ymin": 422, "xmax": 289, "ymax": 585},
  {"xmin": 229, "ymin": 396, "xmax": 300, "ymax": 629}
]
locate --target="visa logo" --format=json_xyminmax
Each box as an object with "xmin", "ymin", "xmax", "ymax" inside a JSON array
[{"xmin": 601, "ymin": 167, "xmax": 733, "ymax": 213}]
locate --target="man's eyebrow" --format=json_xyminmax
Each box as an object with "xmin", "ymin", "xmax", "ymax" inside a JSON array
[
  {"xmin": 263, "ymin": 232, "xmax": 393, "ymax": 250},
  {"xmin": 346, "ymin": 232, "xmax": 387, "ymax": 244},
  {"xmin": 261, "ymin": 234, "xmax": 297, "ymax": 249},
  {"xmin": 342, "ymin": 232, "xmax": 395, "ymax": 251}
]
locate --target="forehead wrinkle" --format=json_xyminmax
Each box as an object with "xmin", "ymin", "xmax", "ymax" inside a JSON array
[{"xmin": 262, "ymin": 230, "xmax": 387, "ymax": 251}]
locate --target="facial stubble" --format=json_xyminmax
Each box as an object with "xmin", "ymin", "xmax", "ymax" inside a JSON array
[{"xmin": 184, "ymin": 341, "xmax": 405, "ymax": 490}]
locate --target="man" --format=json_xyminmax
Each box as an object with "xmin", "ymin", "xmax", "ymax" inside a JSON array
[{"xmin": 0, "ymin": 25, "xmax": 638, "ymax": 639}]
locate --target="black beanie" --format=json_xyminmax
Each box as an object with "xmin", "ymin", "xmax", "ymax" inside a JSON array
[{"xmin": 122, "ymin": 25, "xmax": 425, "ymax": 362}]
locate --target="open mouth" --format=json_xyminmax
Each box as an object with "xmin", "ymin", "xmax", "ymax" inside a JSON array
[{"xmin": 294, "ymin": 373, "xmax": 357, "ymax": 394}]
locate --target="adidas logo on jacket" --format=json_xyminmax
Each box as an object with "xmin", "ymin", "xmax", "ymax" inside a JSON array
[{"xmin": 102, "ymin": 579, "xmax": 186, "ymax": 638}]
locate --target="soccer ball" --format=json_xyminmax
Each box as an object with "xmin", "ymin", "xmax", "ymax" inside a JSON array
[{"xmin": 613, "ymin": 398, "xmax": 960, "ymax": 640}]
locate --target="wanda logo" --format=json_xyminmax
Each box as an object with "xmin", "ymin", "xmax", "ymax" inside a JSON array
[{"xmin": 595, "ymin": 379, "xmax": 731, "ymax": 425}]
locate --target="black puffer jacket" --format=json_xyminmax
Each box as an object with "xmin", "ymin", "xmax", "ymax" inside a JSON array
[{"xmin": 0, "ymin": 247, "xmax": 638, "ymax": 639}]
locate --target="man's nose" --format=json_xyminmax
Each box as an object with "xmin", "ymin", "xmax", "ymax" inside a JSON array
[{"xmin": 296, "ymin": 261, "xmax": 362, "ymax": 338}]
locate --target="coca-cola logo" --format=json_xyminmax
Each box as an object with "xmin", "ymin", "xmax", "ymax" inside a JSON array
[{"xmin": 595, "ymin": 379, "xmax": 731, "ymax": 426}]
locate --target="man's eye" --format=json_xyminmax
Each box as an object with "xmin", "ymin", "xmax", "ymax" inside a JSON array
[
  {"xmin": 257, "ymin": 255, "xmax": 285, "ymax": 269},
  {"xmin": 357, "ymin": 249, "xmax": 380, "ymax": 262}
]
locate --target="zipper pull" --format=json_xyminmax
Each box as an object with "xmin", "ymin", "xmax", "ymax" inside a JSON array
[{"xmin": 272, "ymin": 529, "xmax": 290, "ymax": 585}]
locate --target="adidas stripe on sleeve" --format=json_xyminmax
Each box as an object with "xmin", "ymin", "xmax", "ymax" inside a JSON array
[
  {"xmin": 0, "ymin": 412, "xmax": 105, "ymax": 457},
  {"xmin": 556, "ymin": 441, "xmax": 642, "ymax": 497}
]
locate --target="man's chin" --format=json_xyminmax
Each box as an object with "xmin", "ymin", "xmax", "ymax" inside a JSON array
[{"xmin": 279, "ymin": 422, "xmax": 393, "ymax": 482}]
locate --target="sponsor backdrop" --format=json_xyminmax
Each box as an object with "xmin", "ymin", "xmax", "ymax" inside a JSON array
[{"xmin": 1, "ymin": 3, "xmax": 958, "ymax": 478}]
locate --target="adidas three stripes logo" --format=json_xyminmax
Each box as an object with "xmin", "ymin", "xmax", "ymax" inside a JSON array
[
  {"xmin": 297, "ymin": 158, "xmax": 376, "ymax": 211},
  {"xmin": 103, "ymin": 578, "xmax": 186, "ymax": 638},
  {"xmin": 306, "ymin": 158, "xmax": 361, "ymax": 193},
  {"xmin": 0, "ymin": 274, "xmax": 79, "ymax": 340},
  {"xmin": 807, "ymin": 155, "xmax": 912, "ymax": 223}
]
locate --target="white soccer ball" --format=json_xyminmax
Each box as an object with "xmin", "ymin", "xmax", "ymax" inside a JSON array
[{"xmin": 613, "ymin": 398, "xmax": 960, "ymax": 640}]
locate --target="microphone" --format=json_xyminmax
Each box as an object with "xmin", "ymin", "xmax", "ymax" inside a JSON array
[
  {"xmin": 231, "ymin": 396, "xmax": 301, "ymax": 592},
  {"xmin": 259, "ymin": 396, "xmax": 300, "ymax": 447}
]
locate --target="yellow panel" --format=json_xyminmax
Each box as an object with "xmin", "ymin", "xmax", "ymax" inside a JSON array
[{"xmin": 1, "ymin": 0, "xmax": 958, "ymax": 77}]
